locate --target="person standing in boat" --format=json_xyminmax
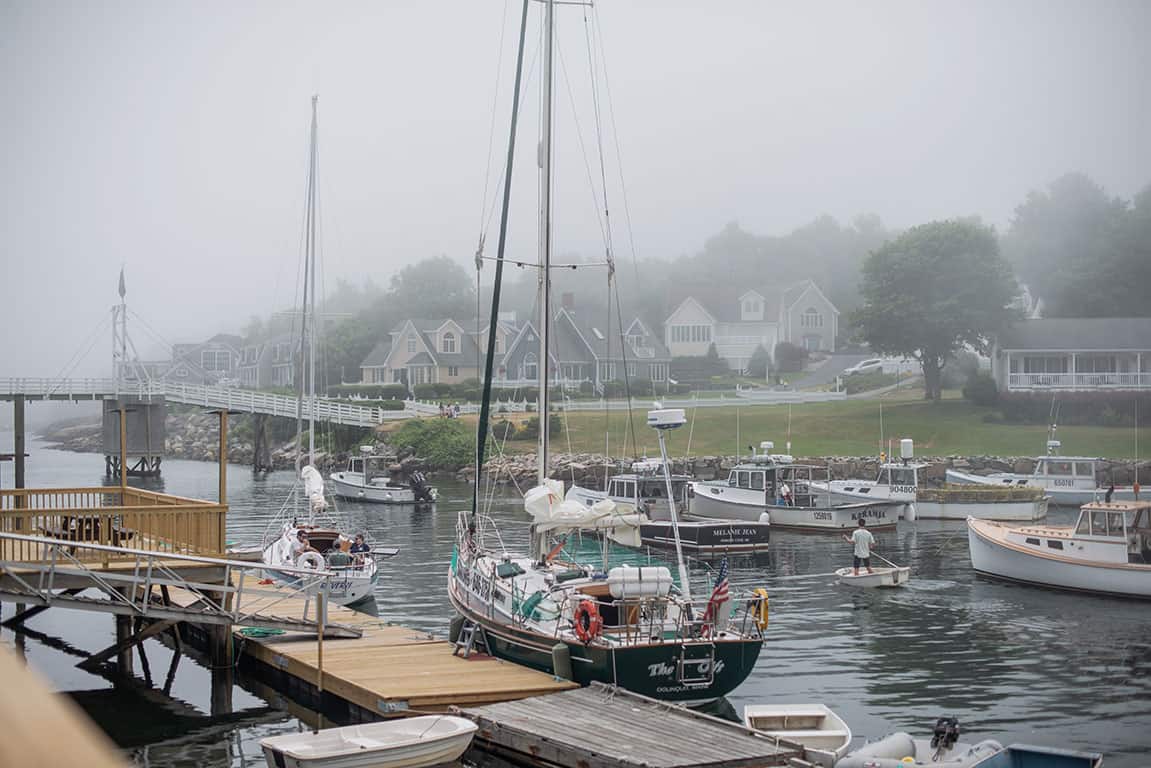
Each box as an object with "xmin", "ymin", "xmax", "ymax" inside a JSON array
[{"xmin": 844, "ymin": 518, "xmax": 875, "ymax": 575}]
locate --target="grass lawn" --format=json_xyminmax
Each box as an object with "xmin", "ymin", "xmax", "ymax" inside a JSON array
[{"xmin": 491, "ymin": 391, "xmax": 1148, "ymax": 459}]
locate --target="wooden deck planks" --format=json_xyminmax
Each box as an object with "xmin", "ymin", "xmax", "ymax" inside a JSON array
[
  {"xmin": 464, "ymin": 683, "xmax": 801, "ymax": 768},
  {"xmin": 163, "ymin": 578, "xmax": 576, "ymax": 713}
]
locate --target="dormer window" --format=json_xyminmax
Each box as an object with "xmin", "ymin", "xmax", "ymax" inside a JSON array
[{"xmin": 442, "ymin": 331, "xmax": 457, "ymax": 354}]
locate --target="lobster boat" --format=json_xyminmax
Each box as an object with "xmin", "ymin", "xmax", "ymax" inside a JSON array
[{"xmin": 330, "ymin": 447, "xmax": 436, "ymax": 504}]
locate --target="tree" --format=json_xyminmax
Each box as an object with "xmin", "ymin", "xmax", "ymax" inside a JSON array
[
  {"xmin": 1004, "ymin": 173, "xmax": 1129, "ymax": 316},
  {"xmin": 387, "ymin": 255, "xmax": 475, "ymax": 320},
  {"xmin": 853, "ymin": 219, "xmax": 1019, "ymax": 400},
  {"xmin": 747, "ymin": 344, "xmax": 770, "ymax": 378}
]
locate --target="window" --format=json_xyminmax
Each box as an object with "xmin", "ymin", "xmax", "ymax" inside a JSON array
[
  {"xmin": 1075, "ymin": 462, "xmax": 1095, "ymax": 477},
  {"xmin": 750, "ymin": 472, "xmax": 764, "ymax": 490},
  {"xmin": 392, "ymin": 370, "xmax": 404, "ymax": 383},
  {"xmin": 407, "ymin": 337, "xmax": 417, "ymax": 354},
  {"xmin": 628, "ymin": 333, "xmax": 643, "ymax": 347},
  {"xmin": 627, "ymin": 362, "xmax": 637, "ymax": 378},
  {"xmin": 1076, "ymin": 515, "xmax": 1091, "ymax": 535},
  {"xmin": 442, "ymin": 331, "xmax": 457, "ymax": 354},
  {"xmin": 447, "ymin": 366, "xmax": 459, "ymax": 377},
  {"xmin": 1026, "ymin": 537, "xmax": 1041, "ymax": 545},
  {"xmin": 598, "ymin": 361, "xmax": 616, "ymax": 381},
  {"xmin": 1091, "ymin": 509, "xmax": 1108, "ymax": 536},
  {"xmin": 1022, "ymin": 356, "xmax": 1068, "ymax": 374},
  {"xmin": 1076, "ymin": 356, "xmax": 1116, "ymax": 373},
  {"xmin": 201, "ymin": 349, "xmax": 233, "ymax": 372},
  {"xmin": 669, "ymin": 325, "xmax": 712, "ymax": 344},
  {"xmin": 1107, "ymin": 512, "xmax": 1125, "ymax": 537},
  {"xmin": 737, "ymin": 471, "xmax": 750, "ymax": 489},
  {"xmin": 1046, "ymin": 461, "xmax": 1072, "ymax": 476},
  {"xmin": 523, "ymin": 352, "xmax": 538, "ymax": 381},
  {"xmin": 1046, "ymin": 539, "xmax": 1064, "ymax": 550},
  {"xmin": 495, "ymin": 336, "xmax": 504, "ymax": 354},
  {"xmin": 801, "ymin": 307, "xmax": 823, "ymax": 328},
  {"xmin": 650, "ymin": 363, "xmax": 668, "ymax": 382}
]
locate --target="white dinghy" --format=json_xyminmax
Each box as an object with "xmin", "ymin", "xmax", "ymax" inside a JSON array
[
  {"xmin": 835, "ymin": 565, "xmax": 910, "ymax": 588},
  {"xmin": 742, "ymin": 704, "xmax": 852, "ymax": 766},
  {"xmin": 260, "ymin": 715, "xmax": 478, "ymax": 768}
]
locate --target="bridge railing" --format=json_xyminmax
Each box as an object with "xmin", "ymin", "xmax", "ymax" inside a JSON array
[{"xmin": 0, "ymin": 487, "xmax": 226, "ymax": 563}]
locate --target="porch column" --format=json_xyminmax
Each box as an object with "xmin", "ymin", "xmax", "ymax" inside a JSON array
[{"xmin": 1070, "ymin": 352, "xmax": 1077, "ymax": 390}]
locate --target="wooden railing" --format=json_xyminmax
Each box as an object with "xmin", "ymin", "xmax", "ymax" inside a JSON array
[{"xmin": 0, "ymin": 487, "xmax": 226, "ymax": 563}]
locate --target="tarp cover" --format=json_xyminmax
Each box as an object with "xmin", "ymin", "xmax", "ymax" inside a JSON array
[{"xmin": 524, "ymin": 479, "xmax": 643, "ymax": 546}]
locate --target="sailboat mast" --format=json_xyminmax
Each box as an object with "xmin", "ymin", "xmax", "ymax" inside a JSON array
[
  {"xmin": 307, "ymin": 95, "xmax": 319, "ymax": 466},
  {"xmin": 296, "ymin": 95, "xmax": 319, "ymax": 471},
  {"xmin": 536, "ymin": 0, "xmax": 555, "ymax": 485}
]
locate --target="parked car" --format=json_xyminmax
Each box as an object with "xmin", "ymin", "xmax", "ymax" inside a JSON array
[{"xmin": 843, "ymin": 358, "xmax": 883, "ymax": 376}]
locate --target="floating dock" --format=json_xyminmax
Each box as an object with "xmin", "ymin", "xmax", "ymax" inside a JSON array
[
  {"xmin": 164, "ymin": 579, "xmax": 579, "ymax": 716},
  {"xmin": 462, "ymin": 682, "xmax": 804, "ymax": 768}
]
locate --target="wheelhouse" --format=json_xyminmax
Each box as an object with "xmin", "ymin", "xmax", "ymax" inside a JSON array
[
  {"xmin": 607, "ymin": 473, "xmax": 691, "ymax": 517},
  {"xmin": 1073, "ymin": 501, "xmax": 1151, "ymax": 563}
]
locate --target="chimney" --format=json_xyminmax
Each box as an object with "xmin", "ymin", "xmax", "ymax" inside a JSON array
[{"xmin": 561, "ymin": 292, "xmax": 574, "ymax": 311}]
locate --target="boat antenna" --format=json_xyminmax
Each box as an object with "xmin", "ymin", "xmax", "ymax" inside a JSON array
[
  {"xmin": 651, "ymin": 405, "xmax": 691, "ymax": 601},
  {"xmin": 472, "ymin": 0, "xmax": 530, "ymax": 520}
]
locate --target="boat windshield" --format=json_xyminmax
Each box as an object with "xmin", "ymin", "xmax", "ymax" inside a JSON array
[{"xmin": 889, "ymin": 468, "xmax": 917, "ymax": 486}]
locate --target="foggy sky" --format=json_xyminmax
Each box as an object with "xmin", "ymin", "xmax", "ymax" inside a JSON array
[{"xmin": 2, "ymin": 0, "xmax": 1148, "ymax": 377}]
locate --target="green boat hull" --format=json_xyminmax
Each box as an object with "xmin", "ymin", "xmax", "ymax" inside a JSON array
[{"xmin": 452, "ymin": 597, "xmax": 763, "ymax": 702}]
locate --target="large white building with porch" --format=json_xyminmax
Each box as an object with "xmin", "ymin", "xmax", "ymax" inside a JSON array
[{"xmin": 991, "ymin": 318, "xmax": 1151, "ymax": 393}]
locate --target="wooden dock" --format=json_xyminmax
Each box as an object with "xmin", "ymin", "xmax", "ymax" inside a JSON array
[
  {"xmin": 461, "ymin": 682, "xmax": 805, "ymax": 768},
  {"xmin": 165, "ymin": 579, "xmax": 578, "ymax": 715}
]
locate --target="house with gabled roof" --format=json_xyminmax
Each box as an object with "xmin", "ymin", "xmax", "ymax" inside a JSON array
[
  {"xmin": 664, "ymin": 279, "xmax": 839, "ymax": 372},
  {"xmin": 991, "ymin": 317, "xmax": 1151, "ymax": 393},
  {"xmin": 358, "ymin": 317, "xmax": 518, "ymax": 389},
  {"xmin": 500, "ymin": 300, "xmax": 671, "ymax": 389}
]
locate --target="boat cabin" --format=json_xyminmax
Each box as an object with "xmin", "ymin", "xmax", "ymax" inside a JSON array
[
  {"xmin": 1030, "ymin": 456, "xmax": 1100, "ymax": 489},
  {"xmin": 725, "ymin": 460, "xmax": 828, "ymax": 507},
  {"xmin": 607, "ymin": 473, "xmax": 691, "ymax": 518},
  {"xmin": 1073, "ymin": 501, "xmax": 1151, "ymax": 564}
]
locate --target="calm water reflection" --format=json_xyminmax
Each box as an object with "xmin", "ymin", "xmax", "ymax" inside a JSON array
[{"xmin": 1, "ymin": 433, "xmax": 1149, "ymax": 766}]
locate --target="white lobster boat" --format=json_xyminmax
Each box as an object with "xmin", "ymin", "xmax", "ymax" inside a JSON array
[
  {"xmin": 689, "ymin": 443, "xmax": 898, "ymax": 531},
  {"xmin": 260, "ymin": 715, "xmax": 478, "ymax": 768},
  {"xmin": 329, "ymin": 448, "xmax": 437, "ymax": 505},
  {"xmin": 946, "ymin": 433, "xmax": 1138, "ymax": 506},
  {"xmin": 967, "ymin": 499, "xmax": 1151, "ymax": 598}
]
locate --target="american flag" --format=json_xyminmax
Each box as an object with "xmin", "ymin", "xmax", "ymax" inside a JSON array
[{"xmin": 704, "ymin": 557, "xmax": 730, "ymax": 623}]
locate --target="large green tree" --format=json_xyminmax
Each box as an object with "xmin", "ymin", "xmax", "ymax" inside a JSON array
[
  {"xmin": 1003, "ymin": 173, "xmax": 1130, "ymax": 316},
  {"xmin": 853, "ymin": 219, "xmax": 1019, "ymax": 400}
]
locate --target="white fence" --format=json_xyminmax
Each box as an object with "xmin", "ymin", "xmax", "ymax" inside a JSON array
[
  {"xmin": 1007, "ymin": 372, "xmax": 1151, "ymax": 391},
  {"xmin": 0, "ymin": 378, "xmax": 419, "ymax": 427}
]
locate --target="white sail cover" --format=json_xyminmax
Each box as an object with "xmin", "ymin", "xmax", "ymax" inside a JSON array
[
  {"xmin": 301, "ymin": 465, "xmax": 328, "ymax": 513},
  {"xmin": 524, "ymin": 479, "xmax": 643, "ymax": 545}
]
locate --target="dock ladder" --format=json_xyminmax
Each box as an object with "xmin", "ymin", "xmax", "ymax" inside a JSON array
[{"xmin": 453, "ymin": 618, "xmax": 489, "ymax": 658}]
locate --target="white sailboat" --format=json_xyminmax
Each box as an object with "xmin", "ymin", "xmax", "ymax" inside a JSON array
[
  {"xmin": 447, "ymin": 0, "xmax": 768, "ymax": 703},
  {"xmin": 260, "ymin": 96, "xmax": 382, "ymax": 608}
]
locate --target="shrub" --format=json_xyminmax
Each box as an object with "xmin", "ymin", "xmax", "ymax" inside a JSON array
[
  {"xmin": 490, "ymin": 419, "xmax": 518, "ymax": 441},
  {"xmin": 747, "ymin": 344, "xmax": 770, "ymax": 378},
  {"xmin": 390, "ymin": 419, "xmax": 473, "ymax": 469},
  {"xmin": 517, "ymin": 414, "xmax": 564, "ymax": 441},
  {"xmin": 844, "ymin": 371, "xmax": 897, "ymax": 394},
  {"xmin": 962, "ymin": 372, "xmax": 999, "ymax": 406},
  {"xmin": 773, "ymin": 342, "xmax": 808, "ymax": 373},
  {"xmin": 943, "ymin": 351, "xmax": 982, "ymax": 390}
]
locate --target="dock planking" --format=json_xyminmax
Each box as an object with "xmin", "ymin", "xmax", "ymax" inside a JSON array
[
  {"xmin": 163, "ymin": 578, "xmax": 578, "ymax": 714},
  {"xmin": 461, "ymin": 682, "xmax": 804, "ymax": 768}
]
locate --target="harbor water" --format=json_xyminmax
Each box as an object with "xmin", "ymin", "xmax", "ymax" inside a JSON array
[{"xmin": 1, "ymin": 433, "xmax": 1149, "ymax": 766}]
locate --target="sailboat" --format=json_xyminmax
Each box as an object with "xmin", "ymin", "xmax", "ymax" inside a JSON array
[
  {"xmin": 447, "ymin": 1, "xmax": 767, "ymax": 702},
  {"xmin": 260, "ymin": 96, "xmax": 383, "ymax": 608}
]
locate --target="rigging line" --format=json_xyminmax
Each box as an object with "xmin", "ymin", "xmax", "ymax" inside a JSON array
[
  {"xmin": 554, "ymin": 37, "xmax": 609, "ymax": 249},
  {"xmin": 477, "ymin": 0, "xmax": 512, "ymax": 238},
  {"xmin": 612, "ymin": 279, "xmax": 640, "ymax": 465},
  {"xmin": 582, "ymin": 2, "xmax": 615, "ymax": 272},
  {"xmin": 52, "ymin": 312, "xmax": 113, "ymax": 381},
  {"xmin": 481, "ymin": 29, "xmax": 545, "ymax": 238},
  {"xmin": 473, "ymin": 0, "xmax": 531, "ymax": 521},
  {"xmin": 591, "ymin": 10, "xmax": 641, "ymax": 287}
]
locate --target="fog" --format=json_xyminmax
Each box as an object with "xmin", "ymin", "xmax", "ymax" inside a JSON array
[{"xmin": 2, "ymin": 0, "xmax": 1148, "ymax": 377}]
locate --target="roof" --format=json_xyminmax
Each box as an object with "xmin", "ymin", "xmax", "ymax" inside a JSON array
[
  {"xmin": 406, "ymin": 351, "xmax": 435, "ymax": 366},
  {"xmin": 689, "ymin": 280, "xmax": 827, "ymax": 323},
  {"xmin": 996, "ymin": 318, "xmax": 1151, "ymax": 351},
  {"xmin": 360, "ymin": 340, "xmax": 392, "ymax": 368}
]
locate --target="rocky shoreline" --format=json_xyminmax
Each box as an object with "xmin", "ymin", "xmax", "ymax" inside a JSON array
[{"xmin": 37, "ymin": 414, "xmax": 1148, "ymax": 489}]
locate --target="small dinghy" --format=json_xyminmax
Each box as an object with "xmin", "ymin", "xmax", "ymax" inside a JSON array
[
  {"xmin": 838, "ymin": 718, "xmax": 999, "ymax": 768},
  {"xmin": 835, "ymin": 566, "xmax": 910, "ymax": 588},
  {"xmin": 742, "ymin": 703, "xmax": 852, "ymax": 766},
  {"xmin": 260, "ymin": 715, "xmax": 478, "ymax": 768},
  {"xmin": 971, "ymin": 743, "xmax": 1103, "ymax": 768}
]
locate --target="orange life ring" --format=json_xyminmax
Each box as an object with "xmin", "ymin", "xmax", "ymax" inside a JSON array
[{"xmin": 573, "ymin": 599, "xmax": 603, "ymax": 644}]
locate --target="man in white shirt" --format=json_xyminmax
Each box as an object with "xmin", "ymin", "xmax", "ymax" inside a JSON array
[{"xmin": 844, "ymin": 518, "xmax": 875, "ymax": 575}]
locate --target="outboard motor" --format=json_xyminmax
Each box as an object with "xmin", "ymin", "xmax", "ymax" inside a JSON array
[
  {"xmin": 409, "ymin": 471, "xmax": 434, "ymax": 503},
  {"xmin": 931, "ymin": 717, "xmax": 961, "ymax": 759}
]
